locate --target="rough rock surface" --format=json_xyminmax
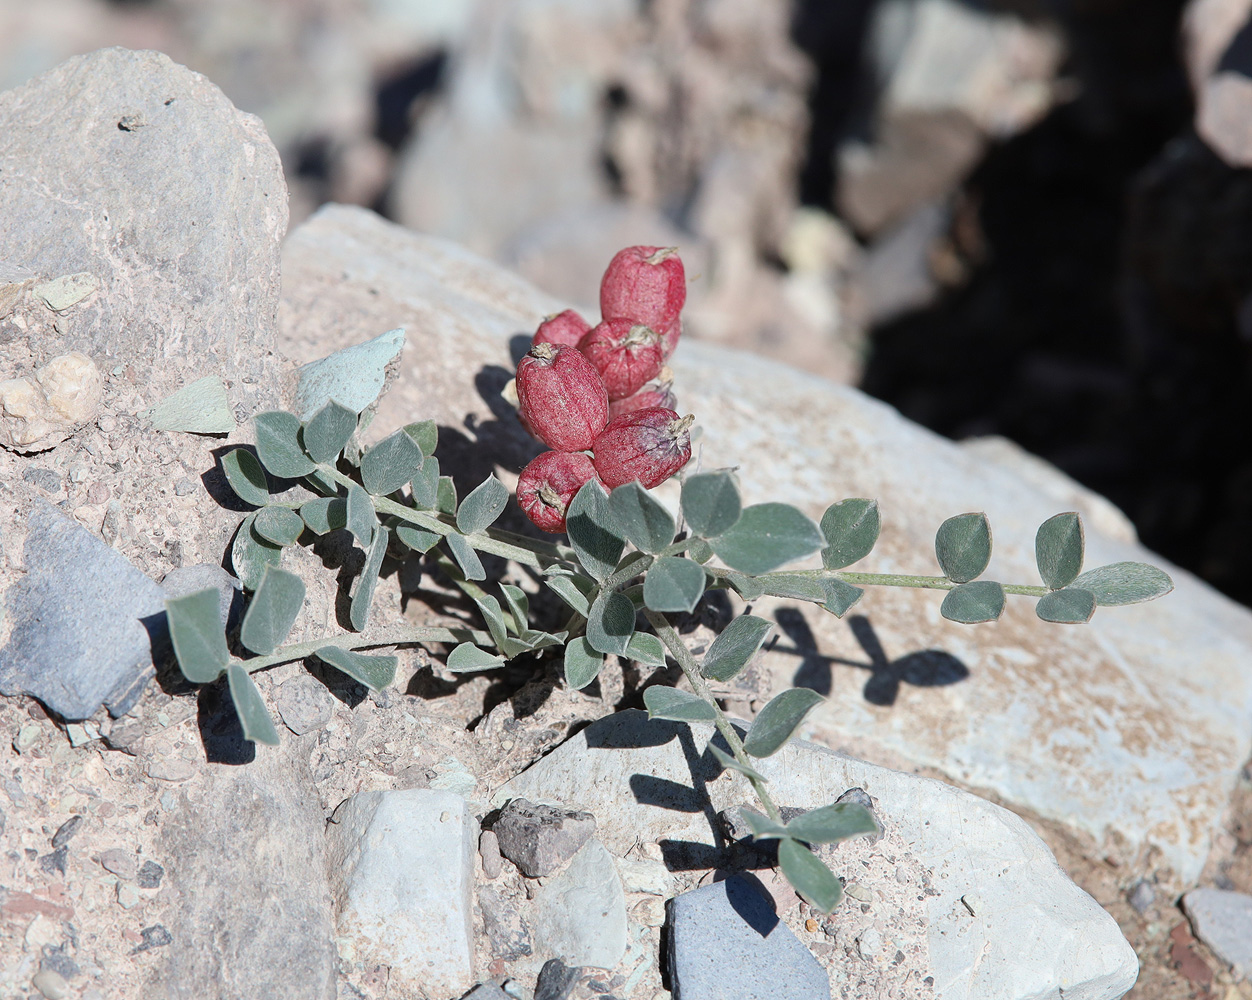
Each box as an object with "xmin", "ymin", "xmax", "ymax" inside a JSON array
[
  {"xmin": 492, "ymin": 797, "xmax": 597, "ymax": 877},
  {"xmin": 1182, "ymin": 887, "xmax": 1252, "ymax": 976},
  {"xmin": 498, "ymin": 711, "xmax": 1137, "ymax": 1000},
  {"xmin": 325, "ymin": 789, "xmax": 477, "ymax": 997},
  {"xmin": 279, "ymin": 204, "xmax": 1252, "ymax": 891},
  {"xmin": 1184, "ymin": 0, "xmax": 1252, "ymax": 166}
]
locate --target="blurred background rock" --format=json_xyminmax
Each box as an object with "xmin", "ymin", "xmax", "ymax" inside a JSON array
[{"xmin": 8, "ymin": 0, "xmax": 1252, "ymax": 607}]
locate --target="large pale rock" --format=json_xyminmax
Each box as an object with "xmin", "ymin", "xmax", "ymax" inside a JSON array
[
  {"xmin": 0, "ymin": 47, "xmax": 287, "ymax": 395},
  {"xmin": 497, "ymin": 712, "xmax": 1137, "ymax": 1000},
  {"xmin": 325, "ymin": 789, "xmax": 477, "ymax": 997},
  {"xmin": 277, "ymin": 204, "xmax": 1252, "ymax": 889}
]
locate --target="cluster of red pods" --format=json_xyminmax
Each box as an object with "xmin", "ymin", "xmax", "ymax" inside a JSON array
[{"xmin": 515, "ymin": 246, "xmax": 694, "ymax": 532}]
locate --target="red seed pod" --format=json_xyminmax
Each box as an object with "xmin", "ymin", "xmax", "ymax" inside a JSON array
[
  {"xmin": 517, "ymin": 450, "xmax": 600, "ymax": 532},
  {"xmin": 592, "ymin": 407, "xmax": 694, "ymax": 490},
  {"xmin": 599, "ymin": 246, "xmax": 686, "ymax": 357},
  {"xmin": 577, "ymin": 319, "xmax": 665, "ymax": 401},
  {"xmin": 608, "ymin": 369, "xmax": 677, "ymax": 420},
  {"xmin": 516, "ymin": 343, "xmax": 610, "ymax": 452},
  {"xmin": 533, "ymin": 309, "xmax": 591, "ymax": 349}
]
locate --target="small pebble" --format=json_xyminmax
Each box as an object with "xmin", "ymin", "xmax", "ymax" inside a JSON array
[
  {"xmin": 631, "ymin": 896, "xmax": 666, "ymax": 927},
  {"xmin": 146, "ymin": 757, "xmax": 195, "ymax": 782},
  {"xmin": 39, "ymin": 847, "xmax": 68, "ymax": 876},
  {"xmin": 480, "ymin": 830, "xmax": 503, "ymax": 880},
  {"xmin": 131, "ymin": 924, "xmax": 172, "ymax": 954},
  {"xmin": 98, "ymin": 848, "xmax": 139, "ymax": 880},
  {"xmin": 51, "ymin": 815, "xmax": 83, "ymax": 849},
  {"xmin": 844, "ymin": 882, "xmax": 872, "ymax": 903},
  {"xmin": 32, "ymin": 969, "xmax": 69, "ymax": 1000},
  {"xmin": 1128, "ymin": 879, "xmax": 1155, "ymax": 915},
  {"xmin": 64, "ymin": 723, "xmax": 94, "ymax": 748},
  {"xmin": 137, "ymin": 860, "xmax": 164, "ymax": 888},
  {"xmin": 173, "ymin": 478, "xmax": 196, "ymax": 496},
  {"xmin": 895, "ymin": 866, "xmax": 909, "ymax": 884},
  {"xmin": 805, "ymin": 918, "xmax": 818, "ymax": 933},
  {"xmin": 14, "ymin": 723, "xmax": 42, "ymax": 752},
  {"xmin": 160, "ymin": 791, "xmax": 177, "ymax": 811},
  {"xmin": 856, "ymin": 926, "xmax": 881, "ymax": 960},
  {"xmin": 117, "ymin": 883, "xmax": 141, "ymax": 909}
]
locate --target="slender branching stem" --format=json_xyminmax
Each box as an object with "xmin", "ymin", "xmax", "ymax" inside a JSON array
[
  {"xmin": 644, "ymin": 609, "xmax": 782, "ymax": 824},
  {"xmin": 759, "ymin": 568, "xmax": 1049, "ymax": 598},
  {"xmin": 239, "ymin": 625, "xmax": 493, "ymax": 673}
]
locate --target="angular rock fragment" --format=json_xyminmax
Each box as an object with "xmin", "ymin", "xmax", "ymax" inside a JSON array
[{"xmin": 492, "ymin": 798, "xmax": 597, "ymax": 878}]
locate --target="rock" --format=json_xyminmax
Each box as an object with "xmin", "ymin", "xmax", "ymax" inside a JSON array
[
  {"xmin": 0, "ymin": 47, "xmax": 287, "ymax": 398},
  {"xmin": 0, "ymin": 502, "xmax": 164, "ymax": 719},
  {"xmin": 1184, "ymin": 0, "xmax": 1252, "ymax": 166},
  {"xmin": 480, "ymin": 829, "xmax": 504, "ymax": 880},
  {"xmin": 116, "ymin": 883, "xmax": 141, "ymax": 910},
  {"xmin": 1129, "ymin": 879, "xmax": 1156, "ymax": 915},
  {"xmin": 50, "ymin": 815, "xmax": 82, "ymax": 849},
  {"xmin": 152, "ymin": 737, "xmax": 337, "ymax": 1000},
  {"xmin": 668, "ymin": 875, "xmax": 830, "ymax": 1000},
  {"xmin": 31, "ymin": 969, "xmax": 69, "ymax": 1000},
  {"xmin": 326, "ymin": 788, "xmax": 476, "ymax": 997},
  {"xmin": 463, "ymin": 985, "xmax": 513, "ymax": 1000},
  {"xmin": 616, "ymin": 858, "xmax": 673, "ymax": 897},
  {"xmin": 493, "ymin": 798, "xmax": 597, "ymax": 878},
  {"xmin": 533, "ymin": 958, "xmax": 582, "ymax": 1000},
  {"xmin": 131, "ymin": 924, "xmax": 173, "ymax": 954},
  {"xmin": 0, "ymin": 352, "xmax": 102, "ymax": 453},
  {"xmin": 527, "ymin": 838, "xmax": 627, "ymax": 972},
  {"xmin": 274, "ymin": 674, "xmax": 335, "ymax": 736},
  {"xmin": 145, "ymin": 757, "xmax": 196, "ymax": 783},
  {"xmin": 498, "ymin": 712, "xmax": 1137, "ymax": 1000},
  {"xmin": 38, "ymin": 847, "xmax": 67, "ymax": 876},
  {"xmin": 159, "ymin": 564, "xmax": 243, "ymax": 633},
  {"xmin": 1182, "ymin": 888, "xmax": 1252, "ymax": 976},
  {"xmin": 278, "ymin": 205, "xmax": 1252, "ymax": 888},
  {"xmin": 97, "ymin": 848, "xmax": 139, "ymax": 881},
  {"xmin": 479, "ymin": 886, "xmax": 533, "ymax": 962}
]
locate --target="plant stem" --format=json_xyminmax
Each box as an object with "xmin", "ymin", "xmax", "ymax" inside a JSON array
[
  {"xmin": 644, "ymin": 609, "xmax": 782, "ymax": 824},
  {"xmin": 240, "ymin": 625, "xmax": 493, "ymax": 673},
  {"xmin": 761, "ymin": 569, "xmax": 1049, "ymax": 598}
]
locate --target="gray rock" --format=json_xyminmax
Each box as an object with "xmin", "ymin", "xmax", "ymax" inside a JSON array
[
  {"xmin": 493, "ymin": 798, "xmax": 597, "ymax": 878},
  {"xmin": 22, "ymin": 468, "xmax": 63, "ymax": 493},
  {"xmin": 0, "ymin": 502, "xmax": 164, "ymax": 719},
  {"xmin": 136, "ymin": 860, "xmax": 164, "ymax": 889},
  {"xmin": 498, "ymin": 712, "xmax": 1136, "ymax": 1000},
  {"xmin": 32, "ymin": 969, "xmax": 69, "ymax": 1000},
  {"xmin": 528, "ymin": 839, "xmax": 626, "ymax": 972},
  {"xmin": 160, "ymin": 564, "xmax": 243, "ymax": 633},
  {"xmin": 0, "ymin": 47, "xmax": 287, "ymax": 398},
  {"xmin": 97, "ymin": 848, "xmax": 138, "ymax": 881},
  {"xmin": 479, "ymin": 887, "xmax": 532, "ymax": 962},
  {"xmin": 152, "ymin": 737, "xmax": 337, "ymax": 999},
  {"xmin": 1128, "ymin": 879, "xmax": 1156, "ymax": 915},
  {"xmin": 462, "ymin": 985, "xmax": 512, "ymax": 1000},
  {"xmin": 480, "ymin": 829, "xmax": 503, "ymax": 880},
  {"xmin": 50, "ymin": 815, "xmax": 83, "ymax": 849},
  {"xmin": 533, "ymin": 958, "xmax": 581, "ymax": 1000},
  {"xmin": 274, "ymin": 674, "xmax": 334, "ymax": 736},
  {"xmin": 1183, "ymin": 888, "xmax": 1252, "ymax": 976},
  {"xmin": 326, "ymin": 789, "xmax": 476, "ymax": 997},
  {"xmin": 668, "ymin": 875, "xmax": 830, "ymax": 1000}
]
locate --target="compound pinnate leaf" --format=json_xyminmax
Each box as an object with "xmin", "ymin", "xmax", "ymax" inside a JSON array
[
  {"xmin": 643, "ymin": 686, "xmax": 716, "ymax": 722},
  {"xmin": 227, "ymin": 663, "xmax": 280, "ymax": 746},
  {"xmin": 681, "ymin": 471, "xmax": 742, "ymax": 539},
  {"xmin": 564, "ymin": 637, "xmax": 605, "ymax": 690},
  {"xmin": 702, "ymin": 614, "xmax": 774, "ymax": 683},
  {"xmin": 302, "ymin": 400, "xmax": 358, "ymax": 464},
  {"xmin": 940, "ymin": 580, "xmax": 1006, "ymax": 624},
  {"xmin": 350, "ymin": 526, "xmax": 390, "ymax": 631},
  {"xmin": 165, "ymin": 588, "xmax": 230, "ymax": 683},
  {"xmin": 642, "ymin": 556, "xmax": 706, "ymax": 613},
  {"xmin": 346, "ymin": 482, "xmax": 377, "ymax": 547},
  {"xmin": 240, "ymin": 566, "xmax": 306, "ymax": 655},
  {"xmin": 609, "ymin": 482, "xmax": 676, "ymax": 553},
  {"xmin": 586, "ymin": 590, "xmax": 636, "ymax": 656},
  {"xmin": 711, "ymin": 504, "xmax": 824, "ymax": 575},
  {"xmin": 409, "ymin": 457, "xmax": 440, "ymax": 510},
  {"xmin": 545, "ymin": 572, "xmax": 596, "ymax": 616},
  {"xmin": 221, "ymin": 448, "xmax": 269, "ymax": 507},
  {"xmin": 707, "ymin": 743, "xmax": 767, "ymax": 784},
  {"xmin": 457, "ymin": 475, "xmax": 509, "ymax": 534},
  {"xmin": 566, "ymin": 480, "xmax": 626, "ymax": 582},
  {"xmin": 935, "ymin": 512, "xmax": 992, "ymax": 583},
  {"xmin": 300, "ymin": 497, "xmax": 347, "ymax": 535},
  {"xmin": 821, "ymin": 578, "xmax": 863, "ymax": 618},
  {"xmin": 445, "ymin": 532, "xmax": 486, "ymax": 581},
  {"xmin": 743, "ymin": 688, "xmax": 824, "ymax": 758},
  {"xmin": 1071, "ymin": 562, "xmax": 1174, "ymax": 606},
  {"xmin": 253, "ymin": 411, "xmax": 316, "ymax": 478},
  {"xmin": 1036, "ymin": 587, "xmax": 1096, "ymax": 624},
  {"xmin": 779, "ymin": 839, "xmax": 842, "ymax": 914},
  {"xmin": 785, "ymin": 803, "xmax": 879, "ymax": 844},
  {"xmin": 447, "ymin": 643, "xmax": 506, "ymax": 672},
  {"xmin": 361, "ymin": 429, "xmax": 425, "ymax": 497},
  {"xmin": 315, "ymin": 646, "xmax": 397, "ymax": 691},
  {"xmin": 1035, "ymin": 512, "xmax": 1084, "ymax": 590},
  {"xmin": 395, "ymin": 522, "xmax": 441, "ymax": 553},
  {"xmin": 625, "ymin": 631, "xmax": 667, "ymax": 666},
  {"xmin": 402, "ymin": 419, "xmax": 438, "ymax": 456},
  {"xmin": 231, "ymin": 512, "xmax": 282, "ymax": 591},
  {"xmin": 253, "ymin": 505, "xmax": 305, "ymax": 547},
  {"xmin": 820, "ymin": 499, "xmax": 880, "ymax": 569}
]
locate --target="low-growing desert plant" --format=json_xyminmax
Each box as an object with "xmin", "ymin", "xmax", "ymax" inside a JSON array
[{"xmin": 164, "ymin": 246, "xmax": 1173, "ymax": 913}]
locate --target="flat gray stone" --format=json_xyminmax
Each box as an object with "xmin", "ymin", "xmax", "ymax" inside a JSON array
[
  {"xmin": 274, "ymin": 674, "xmax": 334, "ymax": 736},
  {"xmin": 0, "ymin": 47, "xmax": 287, "ymax": 396},
  {"xmin": 1183, "ymin": 888, "xmax": 1252, "ymax": 976},
  {"xmin": 153, "ymin": 736, "xmax": 337, "ymax": 1000},
  {"xmin": 493, "ymin": 798, "xmax": 597, "ymax": 878},
  {"xmin": 0, "ymin": 502, "xmax": 163, "ymax": 719},
  {"xmin": 528, "ymin": 838, "xmax": 626, "ymax": 972},
  {"xmin": 668, "ymin": 875, "xmax": 830, "ymax": 1000},
  {"xmin": 497, "ymin": 711, "xmax": 1137, "ymax": 1000},
  {"xmin": 326, "ymin": 789, "xmax": 476, "ymax": 997}
]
